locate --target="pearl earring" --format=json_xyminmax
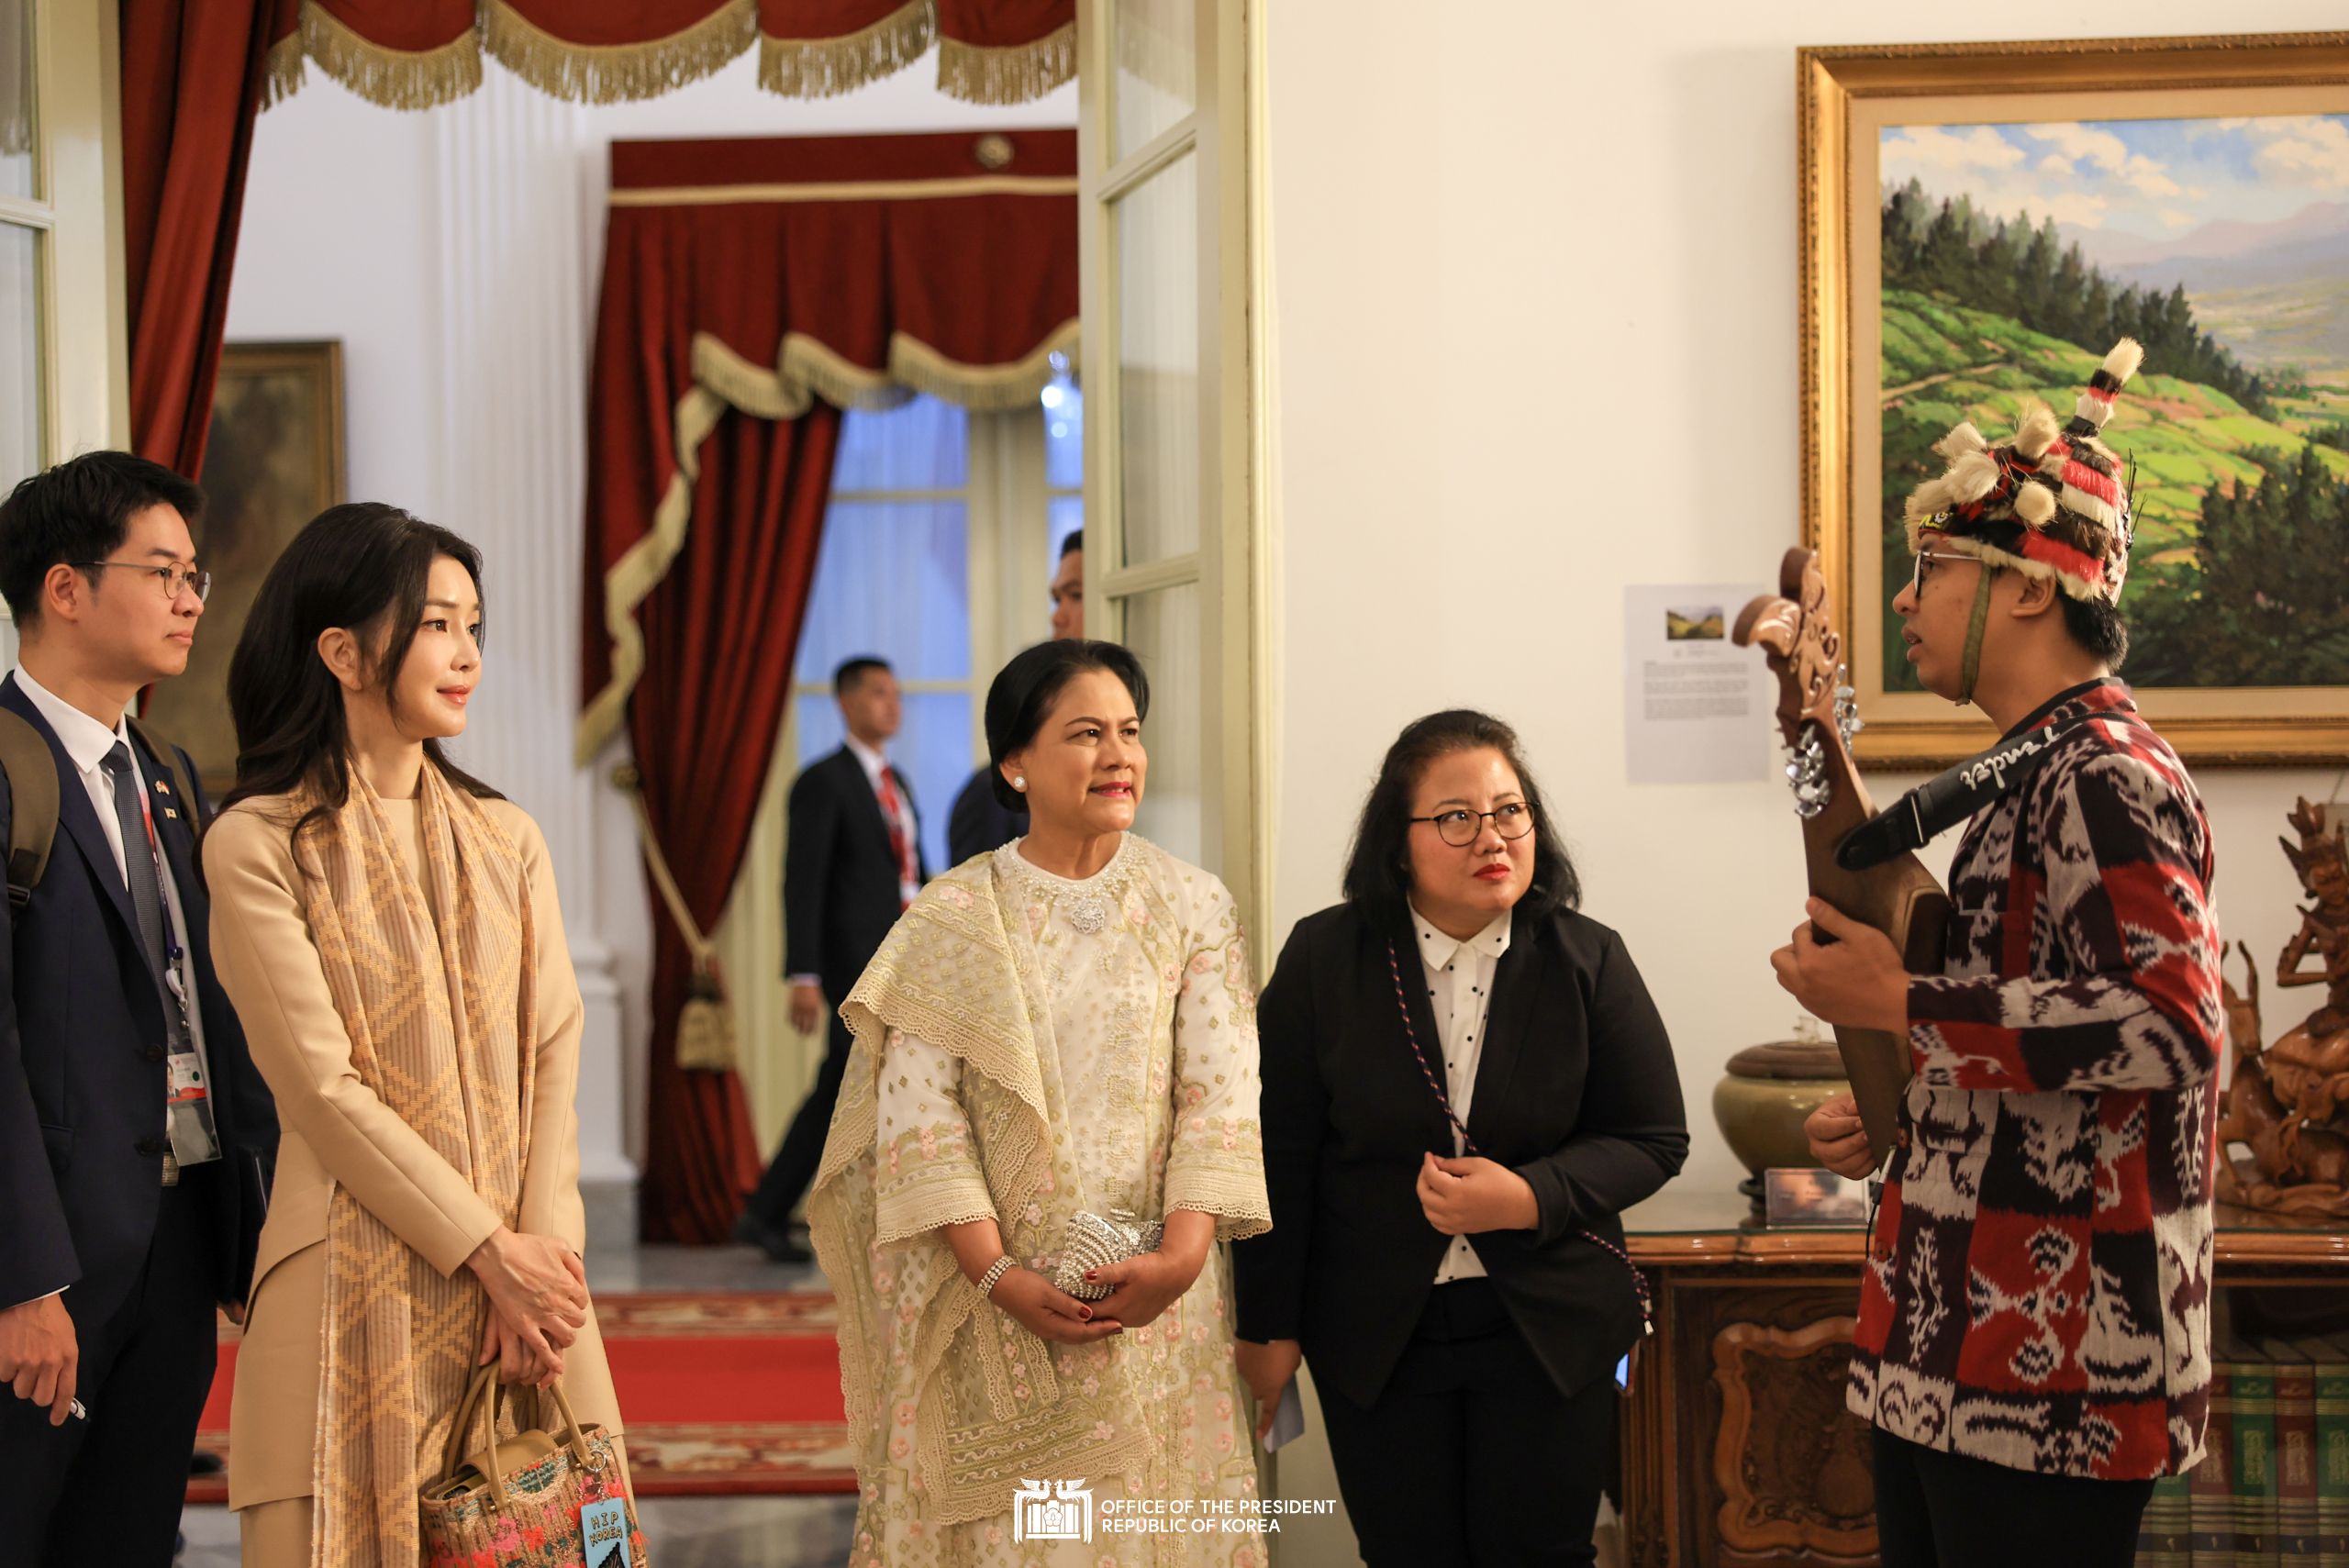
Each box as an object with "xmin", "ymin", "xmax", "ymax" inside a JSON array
[{"xmin": 1013, "ymin": 776, "xmax": 1028, "ymax": 792}]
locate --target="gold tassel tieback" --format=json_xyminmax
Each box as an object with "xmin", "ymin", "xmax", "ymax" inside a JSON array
[{"xmin": 614, "ymin": 762, "xmax": 740, "ymax": 1073}]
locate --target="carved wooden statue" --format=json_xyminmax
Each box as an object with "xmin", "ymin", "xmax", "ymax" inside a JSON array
[{"xmin": 2217, "ymin": 799, "xmax": 2349, "ymax": 1214}]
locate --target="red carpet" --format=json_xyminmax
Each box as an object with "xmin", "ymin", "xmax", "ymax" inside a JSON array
[{"xmin": 187, "ymin": 1292, "xmax": 854, "ymax": 1504}]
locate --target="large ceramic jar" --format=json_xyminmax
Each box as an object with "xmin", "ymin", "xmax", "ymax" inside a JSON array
[{"xmin": 1712, "ymin": 1038, "xmax": 1850, "ymax": 1182}]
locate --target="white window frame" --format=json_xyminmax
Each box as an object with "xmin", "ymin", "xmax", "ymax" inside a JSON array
[
  {"xmin": 0, "ymin": 0, "xmax": 129, "ymax": 661},
  {"xmin": 1075, "ymin": 0, "xmax": 1267, "ymax": 929}
]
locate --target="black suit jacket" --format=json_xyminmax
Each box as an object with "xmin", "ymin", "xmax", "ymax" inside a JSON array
[
  {"xmin": 945, "ymin": 765, "xmax": 1026, "ymax": 867},
  {"xmin": 0, "ymin": 674, "xmax": 276, "ymax": 1318},
  {"xmin": 783, "ymin": 747, "xmax": 930, "ymax": 1004},
  {"xmin": 1231, "ymin": 899, "xmax": 1687, "ymax": 1407}
]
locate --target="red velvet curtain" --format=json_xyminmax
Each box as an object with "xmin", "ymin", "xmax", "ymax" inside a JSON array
[
  {"xmin": 579, "ymin": 130, "xmax": 1077, "ymax": 1242},
  {"xmin": 119, "ymin": 0, "xmax": 295, "ymax": 476},
  {"xmin": 262, "ymin": 1, "xmax": 1074, "ymax": 110},
  {"xmin": 630, "ymin": 409, "xmax": 841, "ymax": 1247}
]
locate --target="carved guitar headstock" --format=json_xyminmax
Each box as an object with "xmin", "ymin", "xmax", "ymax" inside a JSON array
[
  {"xmin": 1732, "ymin": 549, "xmax": 1843, "ymax": 746},
  {"xmin": 1732, "ymin": 547, "xmax": 1860, "ymax": 819},
  {"xmin": 1731, "ymin": 548, "xmax": 1945, "ymax": 1167}
]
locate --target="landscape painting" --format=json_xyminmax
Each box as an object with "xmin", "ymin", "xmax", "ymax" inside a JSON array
[
  {"xmin": 142, "ymin": 342, "xmax": 345, "ymax": 795},
  {"xmin": 1875, "ymin": 114, "xmax": 2349, "ymax": 697}
]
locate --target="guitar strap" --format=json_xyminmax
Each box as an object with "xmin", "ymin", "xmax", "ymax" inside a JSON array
[{"xmin": 1836, "ymin": 700, "xmax": 2142, "ymax": 873}]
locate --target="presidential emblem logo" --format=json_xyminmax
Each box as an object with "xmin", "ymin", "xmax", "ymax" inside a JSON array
[{"xmin": 1011, "ymin": 1478, "xmax": 1094, "ymax": 1543}]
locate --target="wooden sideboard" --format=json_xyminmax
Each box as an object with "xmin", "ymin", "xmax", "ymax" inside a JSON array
[{"xmin": 1616, "ymin": 1186, "xmax": 2349, "ymax": 1568}]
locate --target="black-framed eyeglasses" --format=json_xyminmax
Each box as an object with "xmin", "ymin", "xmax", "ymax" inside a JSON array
[
  {"xmin": 1909, "ymin": 548, "xmax": 1983, "ymax": 595},
  {"xmin": 1409, "ymin": 803, "xmax": 1535, "ymax": 848},
  {"xmin": 72, "ymin": 562, "xmax": 211, "ymax": 603}
]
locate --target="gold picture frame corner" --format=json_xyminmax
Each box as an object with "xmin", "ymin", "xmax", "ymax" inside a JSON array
[{"xmin": 1798, "ymin": 31, "xmax": 2349, "ymax": 772}]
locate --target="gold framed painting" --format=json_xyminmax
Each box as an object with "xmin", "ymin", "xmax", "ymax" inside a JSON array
[
  {"xmin": 1798, "ymin": 32, "xmax": 2349, "ymax": 767},
  {"xmin": 143, "ymin": 340, "xmax": 346, "ymax": 796}
]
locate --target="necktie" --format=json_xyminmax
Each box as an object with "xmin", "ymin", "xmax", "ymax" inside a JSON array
[
  {"xmin": 104, "ymin": 740, "xmax": 215, "ymax": 1178},
  {"xmin": 875, "ymin": 767, "xmax": 917, "ymax": 908},
  {"xmin": 102, "ymin": 741, "xmax": 173, "ymax": 1013}
]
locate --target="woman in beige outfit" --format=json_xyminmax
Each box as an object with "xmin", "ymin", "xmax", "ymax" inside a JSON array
[{"xmin": 204, "ymin": 505, "xmax": 626, "ymax": 1566}]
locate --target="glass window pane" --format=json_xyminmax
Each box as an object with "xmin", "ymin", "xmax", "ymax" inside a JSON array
[
  {"xmin": 0, "ymin": 224, "xmax": 39, "ymax": 495},
  {"xmin": 0, "ymin": 0, "xmax": 32, "ymax": 203},
  {"xmin": 1114, "ymin": 0, "xmax": 1197, "ymax": 164},
  {"xmin": 793, "ymin": 499, "xmax": 969, "ymax": 684},
  {"xmin": 1043, "ymin": 367, "xmax": 1082, "ymax": 490},
  {"xmin": 831, "ymin": 395, "xmax": 969, "ymax": 493},
  {"xmin": 1116, "ymin": 153, "xmax": 1200, "ymax": 565},
  {"xmin": 793, "ymin": 690, "xmax": 973, "ymax": 879},
  {"xmin": 1122, "ymin": 584, "xmax": 1201, "ymax": 865},
  {"xmin": 897, "ymin": 690, "xmax": 974, "ymax": 873}
]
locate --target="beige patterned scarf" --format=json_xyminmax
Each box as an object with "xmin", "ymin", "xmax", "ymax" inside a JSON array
[
  {"xmin": 808, "ymin": 853, "xmax": 1156, "ymax": 1526},
  {"xmin": 292, "ymin": 763, "xmax": 537, "ymax": 1567}
]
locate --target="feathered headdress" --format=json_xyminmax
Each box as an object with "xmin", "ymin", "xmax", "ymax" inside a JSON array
[{"xmin": 1903, "ymin": 338, "xmax": 2142, "ymax": 606}]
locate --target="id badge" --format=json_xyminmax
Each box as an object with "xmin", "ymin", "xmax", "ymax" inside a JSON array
[
  {"xmin": 166, "ymin": 1049, "xmax": 209, "ymax": 1103},
  {"xmin": 580, "ymin": 1494, "xmax": 632, "ymax": 1568},
  {"xmin": 165, "ymin": 1048, "xmax": 222, "ymax": 1166}
]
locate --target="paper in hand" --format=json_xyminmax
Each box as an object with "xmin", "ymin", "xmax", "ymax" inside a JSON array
[{"xmin": 1264, "ymin": 1380, "xmax": 1306, "ymax": 1451}]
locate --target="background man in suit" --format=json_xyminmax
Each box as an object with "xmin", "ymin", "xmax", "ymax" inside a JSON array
[
  {"xmin": 0, "ymin": 451, "xmax": 277, "ymax": 1567},
  {"xmin": 737, "ymin": 656, "xmax": 929, "ymax": 1262},
  {"xmin": 946, "ymin": 528, "xmax": 1083, "ymax": 864}
]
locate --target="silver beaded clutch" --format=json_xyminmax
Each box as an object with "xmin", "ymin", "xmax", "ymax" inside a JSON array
[{"xmin": 1052, "ymin": 1210, "xmax": 1163, "ymax": 1301}]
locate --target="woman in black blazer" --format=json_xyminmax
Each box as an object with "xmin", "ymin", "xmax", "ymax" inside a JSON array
[{"xmin": 1232, "ymin": 709, "xmax": 1688, "ymax": 1568}]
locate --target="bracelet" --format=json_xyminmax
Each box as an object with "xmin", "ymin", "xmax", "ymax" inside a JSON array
[{"xmin": 975, "ymin": 1255, "xmax": 1017, "ymax": 1298}]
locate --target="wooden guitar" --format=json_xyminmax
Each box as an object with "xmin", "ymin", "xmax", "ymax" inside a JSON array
[{"xmin": 1733, "ymin": 547, "xmax": 1950, "ymax": 1164}]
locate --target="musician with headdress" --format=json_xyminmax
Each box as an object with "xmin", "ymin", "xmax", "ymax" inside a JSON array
[{"xmin": 1769, "ymin": 339, "xmax": 2226, "ymax": 1566}]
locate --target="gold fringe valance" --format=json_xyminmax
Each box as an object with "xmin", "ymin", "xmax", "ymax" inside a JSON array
[
  {"xmin": 691, "ymin": 321, "xmax": 1080, "ymax": 420},
  {"xmin": 262, "ymin": 28, "xmax": 307, "ymax": 108},
  {"xmin": 263, "ymin": 1, "xmax": 1072, "ymax": 113},
  {"xmin": 939, "ymin": 19, "xmax": 1076, "ymax": 106},
  {"xmin": 297, "ymin": 3, "xmax": 482, "ymax": 112},
  {"xmin": 484, "ymin": 0, "xmax": 756, "ymax": 104},
  {"xmin": 758, "ymin": 0, "xmax": 933, "ymax": 100},
  {"xmin": 573, "ymin": 316, "xmax": 1080, "ymax": 762}
]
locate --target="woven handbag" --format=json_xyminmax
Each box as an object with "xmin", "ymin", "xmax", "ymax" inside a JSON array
[{"xmin": 420, "ymin": 1366, "xmax": 646, "ymax": 1568}]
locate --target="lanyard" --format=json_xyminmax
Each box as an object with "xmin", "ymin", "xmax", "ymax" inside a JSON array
[{"xmin": 125, "ymin": 754, "xmax": 188, "ymax": 998}]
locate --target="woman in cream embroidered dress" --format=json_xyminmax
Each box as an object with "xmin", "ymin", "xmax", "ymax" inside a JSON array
[
  {"xmin": 204, "ymin": 506, "xmax": 625, "ymax": 1567},
  {"xmin": 811, "ymin": 640, "xmax": 1272, "ymax": 1568}
]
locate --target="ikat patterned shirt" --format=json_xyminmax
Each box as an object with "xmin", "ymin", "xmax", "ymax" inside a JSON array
[{"xmin": 1844, "ymin": 679, "xmax": 2224, "ymax": 1481}]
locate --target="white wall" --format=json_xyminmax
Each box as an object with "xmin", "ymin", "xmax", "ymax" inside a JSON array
[
  {"xmin": 223, "ymin": 51, "xmax": 1075, "ymax": 1222},
  {"xmin": 1265, "ymin": 0, "xmax": 2348, "ymax": 1192},
  {"xmin": 1262, "ymin": 4, "xmax": 2343, "ymax": 1555}
]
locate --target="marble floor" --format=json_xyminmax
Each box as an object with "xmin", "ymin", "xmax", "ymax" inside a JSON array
[
  {"xmin": 179, "ymin": 1241, "xmax": 859, "ymax": 1568},
  {"xmin": 177, "ymin": 1494, "xmax": 861, "ymax": 1568},
  {"xmin": 582, "ymin": 1237, "xmax": 834, "ymax": 1296}
]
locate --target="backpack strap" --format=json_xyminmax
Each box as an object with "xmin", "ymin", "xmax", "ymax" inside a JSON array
[
  {"xmin": 126, "ymin": 716, "xmax": 208, "ymax": 831},
  {"xmin": 0, "ymin": 709, "xmax": 61, "ymax": 908}
]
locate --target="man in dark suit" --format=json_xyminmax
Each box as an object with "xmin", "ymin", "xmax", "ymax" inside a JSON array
[
  {"xmin": 945, "ymin": 528, "xmax": 1083, "ymax": 864},
  {"xmin": 0, "ymin": 451, "xmax": 276, "ymax": 1567},
  {"xmin": 737, "ymin": 656, "xmax": 928, "ymax": 1262}
]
